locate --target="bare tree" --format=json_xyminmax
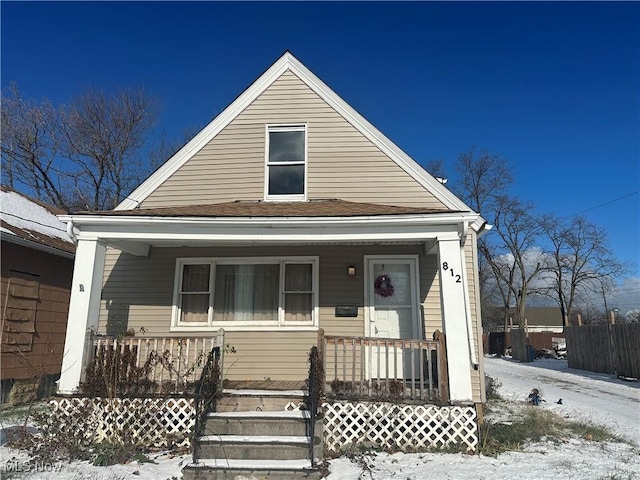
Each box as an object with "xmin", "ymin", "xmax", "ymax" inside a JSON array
[
  {"xmin": 454, "ymin": 147, "xmax": 513, "ymax": 214},
  {"xmin": 452, "ymin": 147, "xmax": 631, "ymax": 332},
  {"xmin": 1, "ymin": 83, "xmax": 66, "ymax": 206},
  {"xmin": 487, "ymin": 196, "xmax": 548, "ymax": 326},
  {"xmin": 539, "ymin": 214, "xmax": 629, "ymax": 326},
  {"xmin": 454, "ymin": 148, "xmax": 547, "ymax": 327},
  {"xmin": 58, "ymin": 88, "xmax": 159, "ymax": 210},
  {"xmin": 2, "ymin": 84, "xmax": 159, "ymax": 211},
  {"xmin": 573, "ymin": 304, "xmax": 606, "ymax": 325},
  {"xmin": 148, "ymin": 124, "xmax": 203, "ymax": 172},
  {"xmin": 424, "ymin": 159, "xmax": 447, "ymax": 181}
]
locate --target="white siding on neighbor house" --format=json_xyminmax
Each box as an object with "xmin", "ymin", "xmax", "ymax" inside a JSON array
[{"xmin": 140, "ymin": 71, "xmax": 447, "ymax": 210}]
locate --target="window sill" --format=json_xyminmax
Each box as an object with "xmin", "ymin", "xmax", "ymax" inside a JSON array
[
  {"xmin": 264, "ymin": 195, "xmax": 307, "ymax": 202},
  {"xmin": 170, "ymin": 325, "xmax": 319, "ymax": 333}
]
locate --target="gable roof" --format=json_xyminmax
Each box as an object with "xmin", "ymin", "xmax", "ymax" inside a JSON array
[
  {"xmin": 0, "ymin": 186, "xmax": 75, "ymax": 257},
  {"xmin": 116, "ymin": 52, "xmax": 479, "ymax": 223}
]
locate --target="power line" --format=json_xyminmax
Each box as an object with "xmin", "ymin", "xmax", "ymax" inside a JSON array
[
  {"xmin": 0, "ymin": 211, "xmax": 67, "ymax": 233},
  {"xmin": 565, "ymin": 190, "xmax": 640, "ymax": 218}
]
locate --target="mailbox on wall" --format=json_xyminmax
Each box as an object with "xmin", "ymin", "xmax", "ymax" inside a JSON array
[{"xmin": 335, "ymin": 306, "xmax": 358, "ymax": 317}]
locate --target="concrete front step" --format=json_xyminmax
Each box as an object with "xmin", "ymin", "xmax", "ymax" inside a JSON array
[
  {"xmin": 182, "ymin": 459, "xmax": 322, "ymax": 480},
  {"xmin": 204, "ymin": 410, "xmax": 311, "ymax": 436},
  {"xmin": 216, "ymin": 389, "xmax": 306, "ymax": 413},
  {"xmin": 187, "ymin": 389, "xmax": 323, "ymax": 479},
  {"xmin": 198, "ymin": 434, "xmax": 310, "ymax": 460}
]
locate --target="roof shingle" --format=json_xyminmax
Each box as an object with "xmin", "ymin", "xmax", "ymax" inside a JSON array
[{"xmin": 75, "ymin": 199, "xmax": 462, "ymax": 218}]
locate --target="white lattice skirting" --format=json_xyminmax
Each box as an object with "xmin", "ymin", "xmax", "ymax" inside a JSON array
[
  {"xmin": 48, "ymin": 397, "xmax": 195, "ymax": 449},
  {"xmin": 323, "ymin": 401, "xmax": 478, "ymax": 453}
]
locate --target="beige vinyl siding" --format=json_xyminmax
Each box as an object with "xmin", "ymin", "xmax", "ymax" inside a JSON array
[
  {"xmin": 100, "ymin": 245, "xmax": 442, "ymax": 381},
  {"xmin": 99, "ymin": 242, "xmax": 483, "ymax": 402},
  {"xmin": 141, "ymin": 71, "xmax": 446, "ymax": 209},
  {"xmin": 420, "ymin": 254, "xmax": 443, "ymax": 340},
  {"xmin": 221, "ymin": 330, "xmax": 317, "ymax": 381},
  {"xmin": 468, "ymin": 231, "xmax": 486, "ymax": 403}
]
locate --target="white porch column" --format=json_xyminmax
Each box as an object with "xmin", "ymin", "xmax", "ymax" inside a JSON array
[
  {"xmin": 437, "ymin": 238, "xmax": 473, "ymax": 402},
  {"xmin": 58, "ymin": 239, "xmax": 106, "ymax": 394}
]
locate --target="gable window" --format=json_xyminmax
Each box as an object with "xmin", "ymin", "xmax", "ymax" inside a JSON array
[
  {"xmin": 172, "ymin": 257, "xmax": 318, "ymax": 330},
  {"xmin": 266, "ymin": 125, "xmax": 306, "ymax": 200}
]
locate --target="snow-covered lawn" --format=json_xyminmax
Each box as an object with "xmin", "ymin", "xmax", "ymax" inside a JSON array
[
  {"xmin": 1, "ymin": 356, "xmax": 638, "ymax": 479},
  {"xmin": 484, "ymin": 356, "xmax": 640, "ymax": 446}
]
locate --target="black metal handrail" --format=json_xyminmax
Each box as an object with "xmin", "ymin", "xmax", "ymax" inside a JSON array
[
  {"xmin": 191, "ymin": 346, "xmax": 221, "ymax": 464},
  {"xmin": 306, "ymin": 345, "xmax": 323, "ymax": 468}
]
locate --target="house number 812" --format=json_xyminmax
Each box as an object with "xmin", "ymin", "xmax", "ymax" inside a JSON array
[{"xmin": 442, "ymin": 262, "xmax": 462, "ymax": 283}]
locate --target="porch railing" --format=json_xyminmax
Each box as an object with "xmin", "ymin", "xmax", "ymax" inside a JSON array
[
  {"xmin": 321, "ymin": 331, "xmax": 448, "ymax": 403},
  {"xmin": 90, "ymin": 331, "xmax": 225, "ymax": 395}
]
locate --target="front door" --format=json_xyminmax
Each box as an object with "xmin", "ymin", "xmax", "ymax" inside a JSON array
[{"xmin": 366, "ymin": 256, "xmax": 420, "ymax": 379}]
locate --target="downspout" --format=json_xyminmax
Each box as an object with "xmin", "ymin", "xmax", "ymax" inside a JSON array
[
  {"xmin": 66, "ymin": 219, "xmax": 77, "ymax": 244},
  {"xmin": 459, "ymin": 222, "xmax": 478, "ymax": 369},
  {"xmin": 459, "ymin": 221, "xmax": 469, "ymax": 247}
]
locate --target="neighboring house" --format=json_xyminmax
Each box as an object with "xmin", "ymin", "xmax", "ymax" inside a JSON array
[
  {"xmin": 56, "ymin": 52, "xmax": 488, "ymax": 411},
  {"xmin": 1, "ymin": 186, "xmax": 75, "ymax": 405},
  {"xmin": 486, "ymin": 307, "xmax": 565, "ymax": 357},
  {"xmin": 519, "ymin": 307, "xmax": 565, "ymax": 333}
]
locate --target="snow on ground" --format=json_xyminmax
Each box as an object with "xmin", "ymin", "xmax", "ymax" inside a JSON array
[
  {"xmin": 484, "ymin": 356, "xmax": 640, "ymax": 446},
  {"xmin": 1, "ymin": 356, "xmax": 638, "ymax": 479},
  {"xmin": 326, "ymin": 440, "xmax": 639, "ymax": 480}
]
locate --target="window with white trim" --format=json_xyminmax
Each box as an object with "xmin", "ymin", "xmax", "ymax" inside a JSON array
[
  {"xmin": 177, "ymin": 264, "xmax": 211, "ymax": 324},
  {"xmin": 265, "ymin": 125, "xmax": 306, "ymax": 200},
  {"xmin": 172, "ymin": 257, "xmax": 318, "ymax": 329}
]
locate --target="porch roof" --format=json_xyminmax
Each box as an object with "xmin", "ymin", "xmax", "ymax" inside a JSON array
[
  {"xmin": 71, "ymin": 199, "xmax": 463, "ymax": 218},
  {"xmin": 59, "ymin": 199, "xmax": 485, "ymax": 253}
]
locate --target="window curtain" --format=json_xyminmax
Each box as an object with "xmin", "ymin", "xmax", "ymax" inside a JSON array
[
  {"xmin": 213, "ymin": 264, "xmax": 278, "ymax": 322},
  {"xmin": 284, "ymin": 263, "xmax": 312, "ymax": 322},
  {"xmin": 180, "ymin": 264, "xmax": 210, "ymax": 323}
]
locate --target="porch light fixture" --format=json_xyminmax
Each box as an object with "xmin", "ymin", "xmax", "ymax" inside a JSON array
[{"xmin": 347, "ymin": 266, "xmax": 356, "ymax": 276}]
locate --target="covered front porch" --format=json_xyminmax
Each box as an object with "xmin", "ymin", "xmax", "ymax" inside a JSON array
[{"xmin": 57, "ymin": 202, "xmax": 483, "ymax": 405}]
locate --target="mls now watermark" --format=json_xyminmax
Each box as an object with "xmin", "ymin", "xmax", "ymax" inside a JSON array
[{"xmin": 3, "ymin": 459, "xmax": 65, "ymax": 474}]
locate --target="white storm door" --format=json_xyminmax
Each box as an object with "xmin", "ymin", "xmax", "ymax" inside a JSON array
[{"xmin": 366, "ymin": 257, "xmax": 420, "ymax": 380}]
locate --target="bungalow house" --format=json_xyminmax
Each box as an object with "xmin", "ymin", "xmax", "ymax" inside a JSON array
[
  {"xmin": 55, "ymin": 52, "xmax": 488, "ymax": 474},
  {"xmin": 1, "ymin": 186, "xmax": 75, "ymax": 405}
]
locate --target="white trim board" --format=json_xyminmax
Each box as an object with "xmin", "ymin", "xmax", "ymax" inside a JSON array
[{"xmin": 115, "ymin": 52, "xmax": 481, "ymax": 223}]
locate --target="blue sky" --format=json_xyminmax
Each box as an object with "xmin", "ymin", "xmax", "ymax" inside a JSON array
[{"xmin": 2, "ymin": 2, "xmax": 639, "ymax": 306}]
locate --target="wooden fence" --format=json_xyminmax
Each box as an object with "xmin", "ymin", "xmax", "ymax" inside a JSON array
[
  {"xmin": 509, "ymin": 328, "xmax": 529, "ymax": 362},
  {"xmin": 565, "ymin": 323, "xmax": 640, "ymax": 379}
]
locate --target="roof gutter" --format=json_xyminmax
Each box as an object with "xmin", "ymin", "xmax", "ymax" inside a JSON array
[
  {"xmin": 58, "ymin": 212, "xmax": 482, "ymax": 228},
  {"xmin": 2, "ymin": 233, "xmax": 75, "ymax": 259}
]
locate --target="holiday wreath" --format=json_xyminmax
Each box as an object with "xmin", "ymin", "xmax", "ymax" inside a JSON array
[{"xmin": 374, "ymin": 274, "xmax": 394, "ymax": 297}]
